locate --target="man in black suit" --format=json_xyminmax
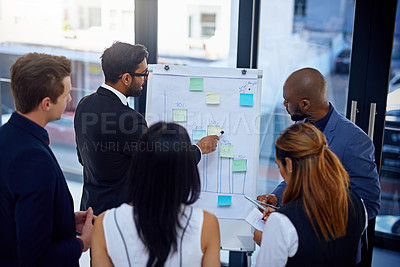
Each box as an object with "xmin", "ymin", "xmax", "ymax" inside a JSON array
[{"xmin": 75, "ymin": 42, "xmax": 219, "ymax": 215}]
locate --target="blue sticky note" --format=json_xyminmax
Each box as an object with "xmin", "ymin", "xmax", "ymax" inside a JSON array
[
  {"xmin": 218, "ymin": 195, "xmax": 232, "ymax": 206},
  {"xmin": 240, "ymin": 93, "xmax": 253, "ymax": 107},
  {"xmin": 192, "ymin": 130, "xmax": 207, "ymax": 141}
]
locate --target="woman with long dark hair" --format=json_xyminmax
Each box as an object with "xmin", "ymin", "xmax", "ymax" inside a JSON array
[
  {"xmin": 91, "ymin": 122, "xmax": 220, "ymax": 267},
  {"xmin": 255, "ymin": 123, "xmax": 367, "ymax": 266}
]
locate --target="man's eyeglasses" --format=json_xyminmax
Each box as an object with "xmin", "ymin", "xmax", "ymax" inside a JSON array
[{"xmin": 119, "ymin": 69, "xmax": 149, "ymax": 81}]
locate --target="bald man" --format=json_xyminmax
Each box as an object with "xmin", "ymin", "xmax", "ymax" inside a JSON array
[{"xmin": 258, "ymin": 68, "xmax": 380, "ymax": 267}]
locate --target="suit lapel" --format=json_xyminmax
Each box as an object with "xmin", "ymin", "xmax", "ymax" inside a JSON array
[{"xmin": 323, "ymin": 108, "xmax": 340, "ymax": 146}]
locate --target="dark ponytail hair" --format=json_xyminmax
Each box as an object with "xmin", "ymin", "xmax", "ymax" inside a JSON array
[{"xmin": 126, "ymin": 122, "xmax": 200, "ymax": 267}]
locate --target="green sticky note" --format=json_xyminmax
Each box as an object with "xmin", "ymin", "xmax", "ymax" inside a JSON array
[
  {"xmin": 206, "ymin": 93, "xmax": 220, "ymax": 104},
  {"xmin": 240, "ymin": 93, "xmax": 253, "ymax": 106},
  {"xmin": 232, "ymin": 159, "xmax": 247, "ymax": 172},
  {"xmin": 208, "ymin": 126, "xmax": 222, "ymax": 136},
  {"xmin": 189, "ymin": 78, "xmax": 204, "ymax": 91},
  {"xmin": 218, "ymin": 195, "xmax": 232, "ymax": 206},
  {"xmin": 220, "ymin": 144, "xmax": 234, "ymax": 158},
  {"xmin": 173, "ymin": 109, "xmax": 187, "ymax": 122},
  {"xmin": 192, "ymin": 130, "xmax": 207, "ymax": 141}
]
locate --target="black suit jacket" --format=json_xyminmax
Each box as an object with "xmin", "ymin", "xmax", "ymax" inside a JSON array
[
  {"xmin": 74, "ymin": 87, "xmax": 201, "ymax": 215},
  {"xmin": 74, "ymin": 87, "xmax": 148, "ymax": 214}
]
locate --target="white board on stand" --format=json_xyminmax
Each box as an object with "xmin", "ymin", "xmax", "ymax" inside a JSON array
[{"xmin": 146, "ymin": 64, "xmax": 262, "ymax": 222}]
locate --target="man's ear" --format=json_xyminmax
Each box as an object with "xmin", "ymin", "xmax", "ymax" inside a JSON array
[
  {"xmin": 300, "ymin": 99, "xmax": 310, "ymax": 111},
  {"xmin": 40, "ymin": 97, "xmax": 52, "ymax": 111},
  {"xmin": 120, "ymin": 73, "xmax": 131, "ymax": 86}
]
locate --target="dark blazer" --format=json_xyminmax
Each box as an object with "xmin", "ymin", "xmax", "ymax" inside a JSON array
[
  {"xmin": 0, "ymin": 113, "xmax": 81, "ymax": 267},
  {"xmin": 74, "ymin": 87, "xmax": 148, "ymax": 215},
  {"xmin": 272, "ymin": 107, "xmax": 380, "ymax": 219}
]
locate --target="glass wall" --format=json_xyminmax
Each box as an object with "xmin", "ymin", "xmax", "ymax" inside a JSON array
[
  {"xmin": 0, "ymin": 0, "xmax": 136, "ymax": 176},
  {"xmin": 257, "ymin": 0, "xmax": 355, "ymax": 195},
  {"xmin": 376, "ymin": 2, "xmax": 400, "ymax": 241},
  {"xmin": 157, "ymin": 0, "xmax": 239, "ymax": 67}
]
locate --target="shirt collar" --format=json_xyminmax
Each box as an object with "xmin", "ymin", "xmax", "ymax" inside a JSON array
[
  {"xmin": 101, "ymin": 83, "xmax": 128, "ymax": 106},
  {"xmin": 9, "ymin": 112, "xmax": 50, "ymax": 145},
  {"xmin": 310, "ymin": 103, "xmax": 334, "ymax": 132}
]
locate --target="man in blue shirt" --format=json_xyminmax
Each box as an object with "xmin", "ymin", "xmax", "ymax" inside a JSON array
[
  {"xmin": 258, "ymin": 68, "xmax": 380, "ymax": 267},
  {"xmin": 0, "ymin": 53, "xmax": 94, "ymax": 266}
]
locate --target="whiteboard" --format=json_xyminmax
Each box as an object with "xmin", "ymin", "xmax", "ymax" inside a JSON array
[{"xmin": 146, "ymin": 64, "xmax": 262, "ymax": 220}]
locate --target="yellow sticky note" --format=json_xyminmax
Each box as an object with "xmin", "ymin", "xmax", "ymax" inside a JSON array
[
  {"xmin": 206, "ymin": 93, "xmax": 220, "ymax": 105},
  {"xmin": 173, "ymin": 109, "xmax": 187, "ymax": 122},
  {"xmin": 208, "ymin": 126, "xmax": 222, "ymax": 136},
  {"xmin": 220, "ymin": 144, "xmax": 234, "ymax": 158}
]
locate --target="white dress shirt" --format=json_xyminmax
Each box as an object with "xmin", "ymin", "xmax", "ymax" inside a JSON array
[
  {"xmin": 256, "ymin": 212, "xmax": 298, "ymax": 267},
  {"xmin": 101, "ymin": 83, "xmax": 128, "ymax": 106}
]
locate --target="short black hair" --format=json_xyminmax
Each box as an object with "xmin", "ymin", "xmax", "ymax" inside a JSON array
[{"xmin": 101, "ymin": 41, "xmax": 148, "ymax": 84}]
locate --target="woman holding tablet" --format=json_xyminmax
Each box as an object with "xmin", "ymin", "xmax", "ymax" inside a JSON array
[
  {"xmin": 91, "ymin": 122, "xmax": 220, "ymax": 267},
  {"xmin": 255, "ymin": 123, "xmax": 367, "ymax": 266}
]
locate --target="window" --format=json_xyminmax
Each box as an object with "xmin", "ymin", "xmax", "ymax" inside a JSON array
[
  {"xmin": 121, "ymin": 11, "xmax": 134, "ymax": 31},
  {"xmin": 158, "ymin": 0, "xmax": 237, "ymax": 66},
  {"xmin": 0, "ymin": 0, "xmax": 135, "ymax": 181},
  {"xmin": 188, "ymin": 15, "xmax": 193, "ymax": 38},
  {"xmin": 257, "ymin": 0, "xmax": 355, "ymax": 197},
  {"xmin": 110, "ymin": 10, "xmax": 117, "ymax": 18},
  {"xmin": 201, "ymin": 13, "xmax": 216, "ymax": 37},
  {"xmin": 376, "ymin": 1, "xmax": 400, "ymax": 241},
  {"xmin": 79, "ymin": 7, "xmax": 85, "ymax": 28},
  {"xmin": 294, "ymin": 0, "xmax": 306, "ymax": 17},
  {"xmin": 88, "ymin": 7, "xmax": 101, "ymax": 27}
]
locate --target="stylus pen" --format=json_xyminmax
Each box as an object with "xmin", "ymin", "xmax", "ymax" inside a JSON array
[
  {"xmin": 245, "ymin": 195, "xmax": 280, "ymax": 210},
  {"xmin": 254, "ymin": 198, "xmax": 280, "ymax": 210}
]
